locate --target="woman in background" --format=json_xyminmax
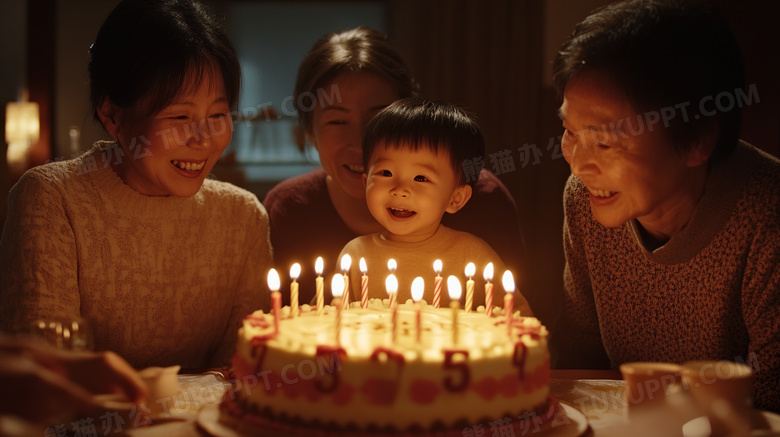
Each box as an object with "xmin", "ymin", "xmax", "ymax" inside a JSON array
[
  {"xmin": 0, "ymin": 0, "xmax": 272, "ymax": 369},
  {"xmin": 264, "ymin": 27, "xmax": 528, "ymax": 302}
]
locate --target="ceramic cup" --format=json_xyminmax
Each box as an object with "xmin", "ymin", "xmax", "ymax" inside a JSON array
[
  {"xmin": 138, "ymin": 365, "xmax": 182, "ymax": 418},
  {"xmin": 620, "ymin": 362, "xmax": 683, "ymax": 409},
  {"xmin": 681, "ymin": 360, "xmax": 753, "ymax": 437}
]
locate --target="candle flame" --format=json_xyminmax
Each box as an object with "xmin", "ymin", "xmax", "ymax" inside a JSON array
[
  {"xmin": 465, "ymin": 262, "xmax": 476, "ymax": 278},
  {"xmin": 447, "ymin": 275, "xmax": 462, "ymax": 300},
  {"xmin": 388, "ymin": 258, "xmax": 397, "ymax": 272},
  {"xmin": 483, "ymin": 262, "xmax": 494, "ymax": 282},
  {"xmin": 290, "ymin": 263, "xmax": 301, "ymax": 280},
  {"xmin": 331, "ymin": 274, "xmax": 345, "ymax": 298},
  {"xmin": 433, "ymin": 259, "xmax": 442, "ymax": 275},
  {"xmin": 411, "ymin": 277, "xmax": 424, "ymax": 302},
  {"xmin": 315, "ymin": 257, "xmax": 324, "ymax": 276},
  {"xmin": 341, "ymin": 254, "xmax": 352, "ymax": 273},
  {"xmin": 502, "ymin": 270, "xmax": 515, "ymax": 293},
  {"xmin": 267, "ymin": 269, "xmax": 281, "ymax": 292},
  {"xmin": 359, "ymin": 257, "xmax": 367, "ymax": 274},
  {"xmin": 385, "ymin": 274, "xmax": 398, "ymax": 295}
]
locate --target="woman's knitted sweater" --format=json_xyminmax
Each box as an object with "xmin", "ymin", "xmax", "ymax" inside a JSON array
[
  {"xmin": 553, "ymin": 141, "xmax": 779, "ymax": 412},
  {"xmin": 1, "ymin": 142, "xmax": 272, "ymax": 369}
]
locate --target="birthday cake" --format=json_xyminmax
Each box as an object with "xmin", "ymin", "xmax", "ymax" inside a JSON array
[{"xmin": 219, "ymin": 298, "xmax": 551, "ymax": 436}]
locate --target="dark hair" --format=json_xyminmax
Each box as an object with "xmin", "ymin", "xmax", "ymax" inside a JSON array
[
  {"xmin": 89, "ymin": 0, "xmax": 241, "ymax": 125},
  {"xmin": 553, "ymin": 0, "xmax": 744, "ymax": 162},
  {"xmin": 293, "ymin": 26, "xmax": 419, "ymax": 148},
  {"xmin": 362, "ymin": 97, "xmax": 485, "ymax": 187}
]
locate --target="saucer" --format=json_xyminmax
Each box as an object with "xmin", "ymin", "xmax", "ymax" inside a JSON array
[{"xmin": 681, "ymin": 410, "xmax": 780, "ymax": 437}]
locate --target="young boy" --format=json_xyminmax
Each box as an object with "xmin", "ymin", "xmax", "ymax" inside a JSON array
[{"xmin": 337, "ymin": 97, "xmax": 533, "ymax": 315}]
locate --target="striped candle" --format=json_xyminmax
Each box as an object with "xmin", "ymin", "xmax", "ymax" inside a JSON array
[
  {"xmin": 484, "ymin": 262, "xmax": 494, "ymax": 317},
  {"xmin": 360, "ymin": 258, "xmax": 369, "ymax": 309},
  {"xmin": 433, "ymin": 259, "xmax": 443, "ymax": 308}
]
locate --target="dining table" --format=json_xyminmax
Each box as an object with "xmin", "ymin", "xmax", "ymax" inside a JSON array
[
  {"xmin": 12, "ymin": 369, "xmax": 777, "ymax": 437},
  {"xmin": 122, "ymin": 370, "xmax": 630, "ymax": 437}
]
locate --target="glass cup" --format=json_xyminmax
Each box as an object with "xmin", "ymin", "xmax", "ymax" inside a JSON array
[{"xmin": 22, "ymin": 317, "xmax": 94, "ymax": 351}]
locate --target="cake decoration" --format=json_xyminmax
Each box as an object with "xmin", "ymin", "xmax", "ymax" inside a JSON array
[
  {"xmin": 219, "ymin": 261, "xmax": 550, "ymax": 435},
  {"xmin": 221, "ymin": 298, "xmax": 550, "ymax": 435}
]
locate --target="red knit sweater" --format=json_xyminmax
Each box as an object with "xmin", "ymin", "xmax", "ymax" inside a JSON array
[{"xmin": 553, "ymin": 141, "xmax": 780, "ymax": 412}]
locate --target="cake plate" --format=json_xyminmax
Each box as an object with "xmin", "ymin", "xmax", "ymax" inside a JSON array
[{"xmin": 196, "ymin": 400, "xmax": 589, "ymax": 437}]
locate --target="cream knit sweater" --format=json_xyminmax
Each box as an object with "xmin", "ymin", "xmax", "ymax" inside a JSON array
[
  {"xmin": 337, "ymin": 225, "xmax": 533, "ymax": 316},
  {"xmin": 0, "ymin": 142, "xmax": 272, "ymax": 369}
]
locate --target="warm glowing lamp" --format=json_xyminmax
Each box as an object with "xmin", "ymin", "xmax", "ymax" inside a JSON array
[{"xmin": 5, "ymin": 99, "xmax": 40, "ymax": 172}]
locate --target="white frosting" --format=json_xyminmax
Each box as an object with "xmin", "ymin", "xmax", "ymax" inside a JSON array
[{"xmin": 230, "ymin": 298, "xmax": 550, "ymax": 430}]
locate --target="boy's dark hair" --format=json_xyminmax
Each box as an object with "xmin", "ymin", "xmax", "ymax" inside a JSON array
[
  {"xmin": 362, "ymin": 97, "xmax": 485, "ymax": 187},
  {"xmin": 553, "ymin": 0, "xmax": 744, "ymax": 163},
  {"xmin": 89, "ymin": 0, "xmax": 241, "ymax": 124}
]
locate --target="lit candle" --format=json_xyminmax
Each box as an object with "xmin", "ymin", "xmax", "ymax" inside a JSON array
[
  {"xmin": 341, "ymin": 254, "xmax": 352, "ymax": 309},
  {"xmin": 315, "ymin": 257, "xmax": 324, "ymax": 315},
  {"xmin": 447, "ymin": 275, "xmax": 461, "ymax": 346},
  {"xmin": 464, "ymin": 263, "xmax": 476, "ymax": 313},
  {"xmin": 387, "ymin": 259, "xmax": 399, "ymax": 341},
  {"xmin": 411, "ymin": 277, "xmax": 424, "ymax": 344},
  {"xmin": 359, "ymin": 258, "xmax": 369, "ymax": 309},
  {"xmin": 290, "ymin": 263, "xmax": 301, "ymax": 318},
  {"xmin": 386, "ymin": 274, "xmax": 399, "ymax": 342},
  {"xmin": 483, "ymin": 262, "xmax": 494, "ymax": 317},
  {"xmin": 388, "ymin": 272, "xmax": 398, "ymax": 308},
  {"xmin": 331, "ymin": 274, "xmax": 345, "ymax": 345},
  {"xmin": 502, "ymin": 270, "xmax": 515, "ymax": 337},
  {"xmin": 433, "ymin": 259, "xmax": 443, "ymax": 309},
  {"xmin": 267, "ymin": 269, "xmax": 281, "ymax": 334}
]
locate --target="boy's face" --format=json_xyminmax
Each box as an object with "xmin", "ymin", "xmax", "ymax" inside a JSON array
[{"xmin": 363, "ymin": 142, "xmax": 471, "ymax": 243}]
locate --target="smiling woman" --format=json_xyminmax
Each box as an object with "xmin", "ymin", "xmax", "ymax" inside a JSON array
[
  {"xmin": 550, "ymin": 0, "xmax": 780, "ymax": 413},
  {"xmin": 97, "ymin": 66, "xmax": 232, "ymax": 197},
  {"xmin": 0, "ymin": 0, "xmax": 272, "ymax": 370}
]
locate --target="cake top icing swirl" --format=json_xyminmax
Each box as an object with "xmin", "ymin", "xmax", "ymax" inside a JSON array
[{"xmin": 241, "ymin": 298, "xmax": 547, "ymax": 362}]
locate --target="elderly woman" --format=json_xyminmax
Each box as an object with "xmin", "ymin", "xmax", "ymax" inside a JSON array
[{"xmin": 551, "ymin": 0, "xmax": 779, "ymax": 412}]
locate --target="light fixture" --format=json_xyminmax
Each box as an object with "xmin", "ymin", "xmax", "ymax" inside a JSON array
[{"xmin": 5, "ymin": 98, "xmax": 40, "ymax": 172}]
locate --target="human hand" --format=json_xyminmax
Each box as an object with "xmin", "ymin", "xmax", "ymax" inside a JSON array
[{"xmin": 0, "ymin": 335, "xmax": 147, "ymax": 424}]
